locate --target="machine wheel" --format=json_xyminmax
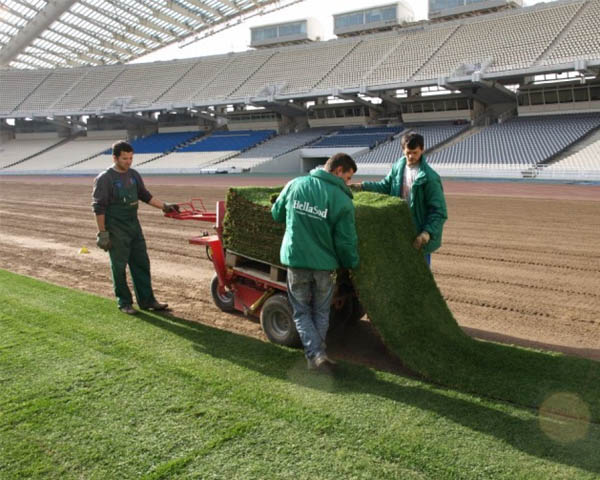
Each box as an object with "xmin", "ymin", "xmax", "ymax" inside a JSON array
[
  {"xmin": 260, "ymin": 294, "xmax": 301, "ymax": 347},
  {"xmin": 206, "ymin": 245, "xmax": 213, "ymax": 261},
  {"xmin": 210, "ymin": 274, "xmax": 234, "ymax": 312}
]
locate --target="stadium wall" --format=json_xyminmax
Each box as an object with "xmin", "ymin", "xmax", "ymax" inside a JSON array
[
  {"xmin": 402, "ymin": 111, "xmax": 471, "ymax": 123},
  {"xmin": 85, "ymin": 129, "xmax": 128, "ymax": 140},
  {"xmin": 252, "ymin": 150, "xmax": 303, "ymax": 174},
  {"xmin": 158, "ymin": 126, "xmax": 205, "ymax": 134},
  {"xmin": 519, "ymin": 101, "xmax": 600, "ymax": 116},
  {"xmin": 15, "ymin": 132, "xmax": 58, "ymax": 140}
]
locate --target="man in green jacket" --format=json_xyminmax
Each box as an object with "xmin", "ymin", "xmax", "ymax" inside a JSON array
[
  {"xmin": 352, "ymin": 132, "xmax": 447, "ymax": 265},
  {"xmin": 272, "ymin": 153, "xmax": 359, "ymax": 372},
  {"xmin": 92, "ymin": 141, "xmax": 180, "ymax": 315}
]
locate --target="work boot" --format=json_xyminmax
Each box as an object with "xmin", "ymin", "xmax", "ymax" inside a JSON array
[
  {"xmin": 119, "ymin": 305, "xmax": 137, "ymax": 315},
  {"xmin": 140, "ymin": 300, "xmax": 169, "ymax": 311},
  {"xmin": 320, "ymin": 354, "xmax": 337, "ymax": 366},
  {"xmin": 311, "ymin": 353, "xmax": 337, "ymax": 374}
]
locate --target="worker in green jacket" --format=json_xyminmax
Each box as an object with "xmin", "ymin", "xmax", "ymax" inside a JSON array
[
  {"xmin": 92, "ymin": 141, "xmax": 180, "ymax": 315},
  {"xmin": 272, "ymin": 153, "xmax": 359, "ymax": 372},
  {"xmin": 352, "ymin": 132, "xmax": 447, "ymax": 265}
]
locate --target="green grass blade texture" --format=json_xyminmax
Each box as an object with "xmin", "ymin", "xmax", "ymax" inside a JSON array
[
  {"xmin": 223, "ymin": 187, "xmax": 285, "ymax": 264},
  {"xmin": 223, "ymin": 187, "xmax": 600, "ymax": 421}
]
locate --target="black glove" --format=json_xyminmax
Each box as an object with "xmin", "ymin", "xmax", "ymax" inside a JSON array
[
  {"xmin": 162, "ymin": 202, "xmax": 180, "ymax": 213},
  {"xmin": 96, "ymin": 231, "xmax": 111, "ymax": 251}
]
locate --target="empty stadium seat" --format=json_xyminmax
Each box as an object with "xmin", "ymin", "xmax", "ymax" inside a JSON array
[
  {"xmin": 427, "ymin": 114, "xmax": 600, "ymax": 169},
  {"xmin": 310, "ymin": 126, "xmax": 402, "ymax": 149}
]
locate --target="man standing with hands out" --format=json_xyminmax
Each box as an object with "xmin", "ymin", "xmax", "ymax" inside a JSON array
[
  {"xmin": 92, "ymin": 140, "xmax": 179, "ymax": 315},
  {"xmin": 351, "ymin": 132, "xmax": 447, "ymax": 265},
  {"xmin": 272, "ymin": 153, "xmax": 359, "ymax": 373}
]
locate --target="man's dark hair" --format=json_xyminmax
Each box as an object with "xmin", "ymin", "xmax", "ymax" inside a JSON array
[
  {"xmin": 401, "ymin": 132, "xmax": 425, "ymax": 150},
  {"xmin": 112, "ymin": 141, "xmax": 134, "ymax": 158},
  {"xmin": 324, "ymin": 152, "xmax": 357, "ymax": 173}
]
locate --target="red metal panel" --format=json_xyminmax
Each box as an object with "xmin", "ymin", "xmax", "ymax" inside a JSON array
[
  {"xmin": 189, "ymin": 235, "xmax": 229, "ymax": 289},
  {"xmin": 232, "ymin": 268, "xmax": 287, "ymax": 292},
  {"xmin": 232, "ymin": 282, "xmax": 265, "ymax": 317}
]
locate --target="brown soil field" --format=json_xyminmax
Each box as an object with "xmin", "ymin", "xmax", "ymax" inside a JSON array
[{"xmin": 1, "ymin": 175, "xmax": 599, "ymax": 371}]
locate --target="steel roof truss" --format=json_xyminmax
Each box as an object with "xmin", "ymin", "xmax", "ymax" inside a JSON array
[
  {"xmin": 182, "ymin": 0, "xmax": 224, "ymax": 19},
  {"xmin": 165, "ymin": 1, "xmax": 209, "ymax": 25}
]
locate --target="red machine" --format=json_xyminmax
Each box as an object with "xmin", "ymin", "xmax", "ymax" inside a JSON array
[{"xmin": 167, "ymin": 200, "xmax": 363, "ymax": 347}]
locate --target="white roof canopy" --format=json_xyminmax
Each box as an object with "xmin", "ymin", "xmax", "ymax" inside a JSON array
[{"xmin": 0, "ymin": 0, "xmax": 302, "ymax": 69}]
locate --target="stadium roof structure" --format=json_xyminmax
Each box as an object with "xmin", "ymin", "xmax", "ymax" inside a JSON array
[{"xmin": 0, "ymin": 0, "xmax": 302, "ymax": 69}]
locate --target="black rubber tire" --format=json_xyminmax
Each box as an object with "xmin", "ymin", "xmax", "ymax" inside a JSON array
[
  {"xmin": 210, "ymin": 274, "xmax": 234, "ymax": 312},
  {"xmin": 260, "ymin": 294, "xmax": 301, "ymax": 347}
]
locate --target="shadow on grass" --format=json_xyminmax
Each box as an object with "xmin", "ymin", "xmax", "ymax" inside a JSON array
[{"xmin": 137, "ymin": 311, "xmax": 600, "ymax": 475}]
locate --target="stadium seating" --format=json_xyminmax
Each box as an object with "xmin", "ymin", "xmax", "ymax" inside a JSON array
[
  {"xmin": 411, "ymin": 123, "xmax": 470, "ymax": 150},
  {"xmin": 51, "ymin": 65, "xmax": 125, "ymax": 113},
  {"xmin": 415, "ymin": 1, "xmax": 582, "ymax": 80},
  {"xmin": 134, "ymin": 130, "xmax": 275, "ymax": 173},
  {"xmin": 196, "ymin": 51, "xmax": 276, "ymax": 102},
  {"xmin": 310, "ymin": 126, "xmax": 402, "ymax": 149},
  {"xmin": 316, "ymin": 32, "xmax": 401, "ymax": 91},
  {"xmin": 156, "ymin": 56, "xmax": 234, "ymax": 105},
  {"xmin": 233, "ymin": 38, "xmax": 360, "ymax": 97},
  {"xmin": 4, "ymin": 137, "xmax": 112, "ymax": 172},
  {"xmin": 427, "ymin": 114, "xmax": 600, "ymax": 168},
  {"xmin": 178, "ymin": 130, "xmax": 275, "ymax": 152},
  {"xmin": 127, "ymin": 131, "xmax": 203, "ymax": 154},
  {"xmin": 2, "ymin": 1, "xmax": 600, "ymax": 117},
  {"xmin": 237, "ymin": 128, "xmax": 330, "ymax": 158},
  {"xmin": 355, "ymin": 123, "xmax": 468, "ymax": 164},
  {"xmin": 207, "ymin": 128, "xmax": 332, "ymax": 171},
  {"xmin": 16, "ymin": 68, "xmax": 88, "ymax": 114},
  {"xmin": 59, "ymin": 131, "xmax": 203, "ymax": 173},
  {"xmin": 544, "ymin": 0, "xmax": 600, "ymax": 64},
  {"xmin": 0, "ymin": 70, "xmax": 49, "ymax": 114},
  {"xmin": 0, "ymin": 136, "xmax": 64, "ymax": 169},
  {"xmin": 136, "ymin": 152, "xmax": 238, "ymax": 173},
  {"xmin": 63, "ymin": 154, "xmax": 114, "ymax": 173},
  {"xmin": 366, "ymin": 25, "xmax": 459, "ymax": 85},
  {"xmin": 86, "ymin": 62, "xmax": 195, "ymax": 111},
  {"xmin": 537, "ymin": 139, "xmax": 600, "ymax": 179}
]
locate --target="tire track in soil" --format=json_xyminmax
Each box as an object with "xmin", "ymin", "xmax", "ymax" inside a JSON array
[
  {"xmin": 444, "ymin": 294, "xmax": 598, "ymax": 326},
  {"xmin": 435, "ymin": 271, "xmax": 600, "ymax": 299},
  {"xmin": 438, "ymin": 251, "xmax": 600, "ymax": 273},
  {"xmin": 0, "ymin": 222, "xmax": 209, "ymax": 261},
  {"xmin": 443, "ymin": 240, "xmax": 600, "ymax": 261}
]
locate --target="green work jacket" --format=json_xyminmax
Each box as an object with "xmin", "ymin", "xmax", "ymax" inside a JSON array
[
  {"xmin": 272, "ymin": 168, "xmax": 359, "ymax": 270},
  {"xmin": 362, "ymin": 156, "xmax": 447, "ymax": 254}
]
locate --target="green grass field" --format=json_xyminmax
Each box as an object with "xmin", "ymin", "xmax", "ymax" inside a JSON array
[{"xmin": 1, "ymin": 269, "xmax": 599, "ymax": 479}]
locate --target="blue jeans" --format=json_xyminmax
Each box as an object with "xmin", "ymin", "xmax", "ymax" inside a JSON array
[{"xmin": 286, "ymin": 268, "xmax": 334, "ymax": 360}]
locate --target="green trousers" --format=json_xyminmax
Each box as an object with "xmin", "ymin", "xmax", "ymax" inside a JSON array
[{"xmin": 107, "ymin": 218, "xmax": 156, "ymax": 308}]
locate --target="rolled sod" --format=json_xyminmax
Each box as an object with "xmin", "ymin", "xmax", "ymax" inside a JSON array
[
  {"xmin": 223, "ymin": 186, "xmax": 600, "ymax": 421},
  {"xmin": 223, "ymin": 187, "xmax": 284, "ymax": 265}
]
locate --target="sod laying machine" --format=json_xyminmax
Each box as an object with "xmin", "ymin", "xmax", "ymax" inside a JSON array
[
  {"xmin": 167, "ymin": 187, "xmax": 600, "ymax": 422},
  {"xmin": 166, "ymin": 186, "xmax": 457, "ymax": 354},
  {"xmin": 167, "ymin": 188, "xmax": 363, "ymax": 347},
  {"xmin": 166, "ymin": 188, "xmax": 364, "ymax": 347}
]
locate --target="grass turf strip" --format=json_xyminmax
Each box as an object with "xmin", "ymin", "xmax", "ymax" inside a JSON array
[
  {"xmin": 223, "ymin": 187, "xmax": 600, "ymax": 423},
  {"xmin": 1, "ymin": 270, "xmax": 599, "ymax": 479}
]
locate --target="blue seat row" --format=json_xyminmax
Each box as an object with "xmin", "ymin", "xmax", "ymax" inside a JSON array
[{"xmin": 178, "ymin": 130, "xmax": 276, "ymax": 152}]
